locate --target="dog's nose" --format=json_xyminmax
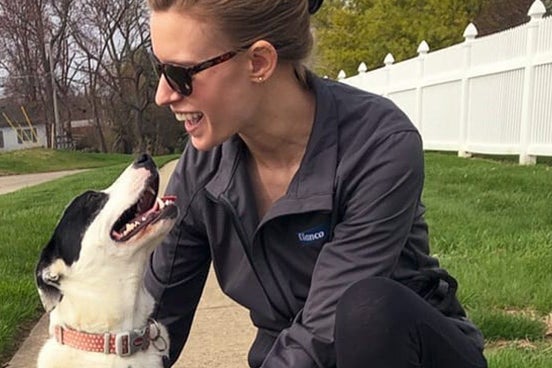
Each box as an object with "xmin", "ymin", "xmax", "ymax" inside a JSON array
[{"xmin": 133, "ymin": 153, "xmax": 156, "ymax": 170}]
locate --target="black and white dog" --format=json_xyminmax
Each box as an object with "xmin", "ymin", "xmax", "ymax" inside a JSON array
[{"xmin": 35, "ymin": 154, "xmax": 178, "ymax": 368}]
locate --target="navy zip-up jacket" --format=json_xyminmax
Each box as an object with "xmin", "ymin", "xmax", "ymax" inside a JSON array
[{"xmin": 145, "ymin": 73, "xmax": 484, "ymax": 367}]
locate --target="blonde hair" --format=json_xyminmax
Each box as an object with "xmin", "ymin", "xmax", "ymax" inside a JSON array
[{"xmin": 147, "ymin": 0, "xmax": 313, "ymax": 86}]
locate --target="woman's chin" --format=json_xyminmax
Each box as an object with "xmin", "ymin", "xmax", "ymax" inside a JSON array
[{"xmin": 189, "ymin": 136, "xmax": 219, "ymax": 151}]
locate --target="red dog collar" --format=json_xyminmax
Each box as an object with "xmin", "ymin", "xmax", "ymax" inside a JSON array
[{"xmin": 54, "ymin": 320, "xmax": 162, "ymax": 357}]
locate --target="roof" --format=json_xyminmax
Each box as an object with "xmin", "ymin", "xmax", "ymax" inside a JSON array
[{"xmin": 0, "ymin": 98, "xmax": 45, "ymax": 129}]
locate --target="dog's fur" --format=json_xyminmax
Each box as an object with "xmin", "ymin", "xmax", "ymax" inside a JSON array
[{"xmin": 35, "ymin": 154, "xmax": 178, "ymax": 368}]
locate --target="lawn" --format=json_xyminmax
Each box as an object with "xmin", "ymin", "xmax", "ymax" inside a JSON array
[
  {"xmin": 0, "ymin": 147, "xmax": 141, "ymax": 175},
  {"xmin": 423, "ymin": 153, "xmax": 552, "ymax": 366},
  {"xmin": 0, "ymin": 150, "xmax": 551, "ymax": 366}
]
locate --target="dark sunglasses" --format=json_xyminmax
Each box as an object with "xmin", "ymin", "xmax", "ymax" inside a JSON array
[{"xmin": 152, "ymin": 50, "xmax": 240, "ymax": 96}]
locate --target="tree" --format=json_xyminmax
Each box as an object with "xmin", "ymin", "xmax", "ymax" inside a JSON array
[
  {"xmin": 70, "ymin": 0, "xmax": 171, "ymax": 154},
  {"xmin": 99, "ymin": 1, "xmax": 154, "ymax": 153},
  {"xmin": 313, "ymin": 0, "xmax": 483, "ymax": 78},
  {"xmin": 0, "ymin": 0, "xmax": 186, "ymax": 154},
  {"xmin": 0, "ymin": 0, "xmax": 76, "ymax": 148},
  {"xmin": 70, "ymin": 0, "xmax": 142, "ymax": 153},
  {"xmin": 474, "ymin": 0, "xmax": 552, "ymax": 36},
  {"xmin": 313, "ymin": 0, "xmax": 552, "ymax": 78}
]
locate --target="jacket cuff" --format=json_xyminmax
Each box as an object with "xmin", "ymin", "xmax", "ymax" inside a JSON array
[{"xmin": 261, "ymin": 319, "xmax": 335, "ymax": 368}]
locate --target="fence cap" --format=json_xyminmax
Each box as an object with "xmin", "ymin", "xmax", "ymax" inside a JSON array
[
  {"xmin": 337, "ymin": 70, "xmax": 346, "ymax": 79},
  {"xmin": 358, "ymin": 62, "xmax": 368, "ymax": 74},
  {"xmin": 384, "ymin": 53, "xmax": 395, "ymax": 66},
  {"xmin": 528, "ymin": 0, "xmax": 546, "ymax": 19},
  {"xmin": 417, "ymin": 40, "xmax": 430, "ymax": 55},
  {"xmin": 463, "ymin": 23, "xmax": 478, "ymax": 40}
]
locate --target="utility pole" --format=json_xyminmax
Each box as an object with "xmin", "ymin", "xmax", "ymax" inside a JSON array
[{"xmin": 46, "ymin": 40, "xmax": 60, "ymax": 149}]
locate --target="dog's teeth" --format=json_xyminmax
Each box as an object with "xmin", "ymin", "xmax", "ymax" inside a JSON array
[
  {"xmin": 123, "ymin": 221, "xmax": 141, "ymax": 236},
  {"xmin": 147, "ymin": 186, "xmax": 156, "ymax": 195}
]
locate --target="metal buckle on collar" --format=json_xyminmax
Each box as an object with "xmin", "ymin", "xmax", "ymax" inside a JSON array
[{"xmin": 115, "ymin": 327, "xmax": 149, "ymax": 357}]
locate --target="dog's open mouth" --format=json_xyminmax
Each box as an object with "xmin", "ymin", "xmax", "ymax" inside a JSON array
[{"xmin": 110, "ymin": 174, "xmax": 177, "ymax": 242}]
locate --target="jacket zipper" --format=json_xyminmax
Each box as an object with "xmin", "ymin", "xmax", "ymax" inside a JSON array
[{"xmin": 217, "ymin": 194, "xmax": 290, "ymax": 318}]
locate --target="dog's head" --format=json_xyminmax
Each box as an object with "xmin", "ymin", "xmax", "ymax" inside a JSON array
[{"xmin": 35, "ymin": 154, "xmax": 178, "ymax": 312}]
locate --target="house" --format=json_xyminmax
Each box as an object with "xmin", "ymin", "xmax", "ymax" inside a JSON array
[{"xmin": 0, "ymin": 99, "xmax": 47, "ymax": 152}]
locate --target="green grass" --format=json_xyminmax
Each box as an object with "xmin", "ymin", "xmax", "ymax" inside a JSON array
[
  {"xmin": 0, "ymin": 150, "xmax": 178, "ymax": 363},
  {"xmin": 0, "ymin": 148, "xmax": 138, "ymax": 175},
  {"xmin": 1, "ymin": 150, "xmax": 552, "ymax": 366},
  {"xmin": 422, "ymin": 153, "xmax": 552, "ymax": 365},
  {"xmin": 473, "ymin": 310, "xmax": 546, "ymax": 341},
  {"xmin": 486, "ymin": 342, "xmax": 552, "ymax": 368},
  {"xmin": 424, "ymin": 155, "xmax": 552, "ymax": 312}
]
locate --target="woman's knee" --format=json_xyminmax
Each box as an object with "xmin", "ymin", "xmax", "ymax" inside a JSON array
[{"xmin": 335, "ymin": 277, "xmax": 416, "ymax": 335}]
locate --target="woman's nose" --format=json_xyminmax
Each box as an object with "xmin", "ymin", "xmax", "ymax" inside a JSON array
[{"xmin": 155, "ymin": 75, "xmax": 182, "ymax": 106}]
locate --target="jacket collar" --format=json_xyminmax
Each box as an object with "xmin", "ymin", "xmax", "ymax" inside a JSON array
[{"xmin": 205, "ymin": 72, "xmax": 338, "ymax": 214}]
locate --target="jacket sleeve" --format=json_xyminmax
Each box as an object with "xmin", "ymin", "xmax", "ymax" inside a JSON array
[
  {"xmin": 261, "ymin": 129, "xmax": 425, "ymax": 368},
  {"xmin": 144, "ymin": 157, "xmax": 212, "ymax": 366}
]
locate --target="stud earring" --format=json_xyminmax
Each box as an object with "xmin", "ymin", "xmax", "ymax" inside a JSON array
[{"xmin": 257, "ymin": 77, "xmax": 263, "ymax": 82}]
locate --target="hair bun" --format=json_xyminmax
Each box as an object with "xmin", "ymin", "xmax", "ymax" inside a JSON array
[{"xmin": 308, "ymin": 0, "xmax": 323, "ymax": 14}]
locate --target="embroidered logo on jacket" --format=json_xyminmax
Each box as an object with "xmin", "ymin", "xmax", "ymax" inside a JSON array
[{"xmin": 297, "ymin": 224, "xmax": 329, "ymax": 246}]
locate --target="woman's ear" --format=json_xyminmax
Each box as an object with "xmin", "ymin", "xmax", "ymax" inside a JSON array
[{"xmin": 247, "ymin": 40, "xmax": 278, "ymax": 83}]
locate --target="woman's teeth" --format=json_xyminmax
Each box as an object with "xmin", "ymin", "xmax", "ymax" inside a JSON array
[{"xmin": 175, "ymin": 112, "xmax": 203, "ymax": 124}]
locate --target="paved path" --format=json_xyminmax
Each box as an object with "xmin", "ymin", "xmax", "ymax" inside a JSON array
[
  {"xmin": 4, "ymin": 161, "xmax": 255, "ymax": 367},
  {"xmin": 0, "ymin": 170, "xmax": 89, "ymax": 195}
]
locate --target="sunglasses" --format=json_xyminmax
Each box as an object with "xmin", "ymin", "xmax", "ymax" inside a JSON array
[{"xmin": 152, "ymin": 50, "xmax": 240, "ymax": 96}]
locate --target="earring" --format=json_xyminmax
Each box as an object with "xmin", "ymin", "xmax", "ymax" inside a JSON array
[{"xmin": 257, "ymin": 77, "xmax": 263, "ymax": 82}]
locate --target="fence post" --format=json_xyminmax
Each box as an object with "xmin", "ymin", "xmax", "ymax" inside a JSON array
[
  {"xmin": 415, "ymin": 41, "xmax": 429, "ymax": 132},
  {"xmin": 358, "ymin": 62, "xmax": 368, "ymax": 75},
  {"xmin": 383, "ymin": 53, "xmax": 394, "ymax": 97},
  {"xmin": 355, "ymin": 62, "xmax": 368, "ymax": 90},
  {"xmin": 519, "ymin": 0, "xmax": 545, "ymax": 165},
  {"xmin": 458, "ymin": 23, "xmax": 478, "ymax": 158}
]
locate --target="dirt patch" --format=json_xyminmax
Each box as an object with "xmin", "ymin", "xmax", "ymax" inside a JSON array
[
  {"xmin": 486, "ymin": 339, "xmax": 539, "ymax": 350},
  {"xmin": 545, "ymin": 313, "xmax": 552, "ymax": 338}
]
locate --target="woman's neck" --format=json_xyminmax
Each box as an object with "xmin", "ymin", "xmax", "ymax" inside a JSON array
[{"xmin": 239, "ymin": 66, "xmax": 316, "ymax": 169}]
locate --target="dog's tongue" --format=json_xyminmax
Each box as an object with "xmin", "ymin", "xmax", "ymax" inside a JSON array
[{"xmin": 144, "ymin": 196, "xmax": 176, "ymax": 217}]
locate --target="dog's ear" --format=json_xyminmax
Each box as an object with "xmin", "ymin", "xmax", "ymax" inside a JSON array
[
  {"xmin": 35, "ymin": 252, "xmax": 68, "ymax": 312},
  {"xmin": 35, "ymin": 192, "xmax": 97, "ymax": 312}
]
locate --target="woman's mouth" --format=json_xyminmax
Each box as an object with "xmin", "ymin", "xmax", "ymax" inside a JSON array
[{"xmin": 175, "ymin": 112, "xmax": 204, "ymax": 133}]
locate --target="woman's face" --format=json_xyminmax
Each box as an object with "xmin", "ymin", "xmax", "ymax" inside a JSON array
[{"xmin": 150, "ymin": 9, "xmax": 258, "ymax": 151}]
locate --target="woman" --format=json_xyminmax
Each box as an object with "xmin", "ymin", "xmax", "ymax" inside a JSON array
[{"xmin": 145, "ymin": 0, "xmax": 488, "ymax": 367}]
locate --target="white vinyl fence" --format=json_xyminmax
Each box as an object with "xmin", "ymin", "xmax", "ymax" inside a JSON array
[{"xmin": 339, "ymin": 0, "xmax": 552, "ymax": 164}]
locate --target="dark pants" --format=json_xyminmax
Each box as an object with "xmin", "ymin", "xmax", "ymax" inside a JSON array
[{"xmin": 334, "ymin": 277, "xmax": 487, "ymax": 368}]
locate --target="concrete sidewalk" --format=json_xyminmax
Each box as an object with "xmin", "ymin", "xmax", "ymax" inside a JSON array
[
  {"xmin": 5, "ymin": 161, "xmax": 255, "ymax": 367},
  {"xmin": 0, "ymin": 170, "xmax": 89, "ymax": 195}
]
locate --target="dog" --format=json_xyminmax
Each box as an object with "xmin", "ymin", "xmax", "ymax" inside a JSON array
[{"xmin": 35, "ymin": 153, "xmax": 178, "ymax": 368}]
